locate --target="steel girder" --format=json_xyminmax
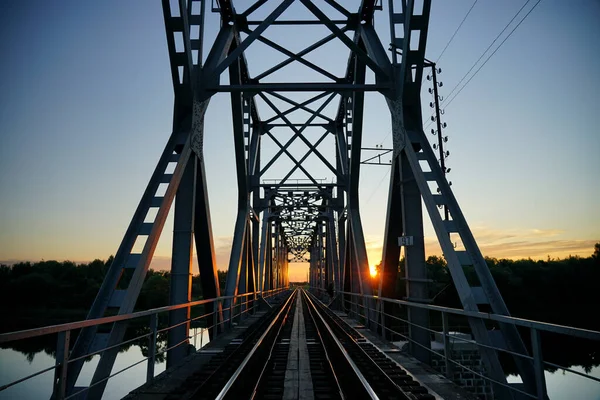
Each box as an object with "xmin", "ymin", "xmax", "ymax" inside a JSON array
[
  {"xmin": 71, "ymin": 0, "xmax": 538, "ymax": 398},
  {"xmin": 64, "ymin": 0, "xmax": 236, "ymax": 395},
  {"xmin": 376, "ymin": 1, "xmax": 537, "ymax": 397}
]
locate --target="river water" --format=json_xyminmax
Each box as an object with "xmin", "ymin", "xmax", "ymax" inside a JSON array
[
  {"xmin": 0, "ymin": 327, "xmax": 209, "ymax": 399},
  {"xmin": 1, "ymin": 327, "xmax": 598, "ymax": 399}
]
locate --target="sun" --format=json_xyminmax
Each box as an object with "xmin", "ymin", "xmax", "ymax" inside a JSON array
[{"xmin": 369, "ymin": 264, "xmax": 378, "ymax": 278}]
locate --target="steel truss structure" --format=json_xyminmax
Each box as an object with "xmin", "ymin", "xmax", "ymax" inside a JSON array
[{"xmin": 66, "ymin": 0, "xmax": 539, "ymax": 398}]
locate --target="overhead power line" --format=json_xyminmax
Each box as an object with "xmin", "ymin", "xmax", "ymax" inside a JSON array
[
  {"xmin": 440, "ymin": 0, "xmax": 535, "ymax": 107},
  {"xmin": 423, "ymin": 0, "xmax": 543, "ymax": 131},
  {"xmin": 444, "ymin": 0, "xmax": 543, "ymax": 108},
  {"xmin": 436, "ymin": 0, "xmax": 479, "ymax": 63},
  {"xmin": 365, "ymin": 169, "xmax": 390, "ymax": 205}
]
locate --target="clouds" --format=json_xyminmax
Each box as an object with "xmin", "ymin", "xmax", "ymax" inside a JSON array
[
  {"xmin": 3, "ymin": 227, "xmax": 595, "ymax": 274},
  {"xmin": 364, "ymin": 226, "xmax": 597, "ymax": 265},
  {"xmin": 159, "ymin": 226, "xmax": 597, "ymax": 272},
  {"xmin": 465, "ymin": 226, "xmax": 596, "ymax": 259}
]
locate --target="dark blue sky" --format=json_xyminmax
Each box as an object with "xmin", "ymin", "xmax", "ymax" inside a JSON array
[{"xmin": 0, "ymin": 1, "xmax": 598, "ymax": 276}]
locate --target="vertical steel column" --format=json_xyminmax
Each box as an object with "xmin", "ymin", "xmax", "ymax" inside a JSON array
[
  {"xmin": 381, "ymin": 0, "xmax": 432, "ymax": 362},
  {"xmin": 400, "ymin": 151, "xmax": 431, "ymax": 363},
  {"xmin": 238, "ymin": 228, "xmax": 248, "ymax": 318},
  {"xmin": 251, "ymin": 216, "xmax": 260, "ymax": 293},
  {"xmin": 167, "ymin": 155, "xmax": 196, "ymax": 368},
  {"xmin": 338, "ymin": 213, "xmax": 347, "ymax": 291},
  {"xmin": 257, "ymin": 211, "xmax": 270, "ymax": 292},
  {"xmin": 378, "ymin": 157, "xmax": 402, "ymax": 339},
  {"xmin": 274, "ymin": 223, "xmax": 280, "ymax": 288},
  {"xmin": 311, "ymin": 232, "xmax": 316, "ymax": 288},
  {"xmin": 316, "ymin": 223, "xmax": 322, "ymax": 290},
  {"xmin": 322, "ymin": 222, "xmax": 330, "ymax": 290},
  {"xmin": 264, "ymin": 223, "xmax": 272, "ymax": 291},
  {"xmin": 281, "ymin": 236, "xmax": 287, "ymax": 288},
  {"xmin": 223, "ymin": 54, "xmax": 250, "ymax": 321},
  {"xmin": 346, "ymin": 54, "xmax": 372, "ymax": 298},
  {"xmin": 193, "ymin": 155, "xmax": 223, "ymax": 338},
  {"xmin": 327, "ymin": 213, "xmax": 340, "ymax": 293},
  {"xmin": 247, "ymin": 222, "xmax": 257, "ymax": 310},
  {"xmin": 283, "ymin": 247, "xmax": 289, "ymax": 287}
]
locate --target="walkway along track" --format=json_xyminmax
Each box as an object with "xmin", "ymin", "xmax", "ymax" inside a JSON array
[{"xmin": 302, "ymin": 289, "xmax": 435, "ymax": 400}]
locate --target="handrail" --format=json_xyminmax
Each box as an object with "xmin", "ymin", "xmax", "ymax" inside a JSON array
[
  {"xmin": 0, "ymin": 289, "xmax": 288, "ymax": 344},
  {"xmin": 336, "ymin": 290, "xmax": 600, "ymax": 340},
  {"xmin": 0, "ymin": 286, "xmax": 290, "ymax": 399},
  {"xmin": 319, "ymin": 288, "xmax": 600, "ymax": 400}
]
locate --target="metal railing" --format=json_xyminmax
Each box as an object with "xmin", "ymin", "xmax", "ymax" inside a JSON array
[
  {"xmin": 0, "ymin": 287, "xmax": 289, "ymax": 399},
  {"xmin": 312, "ymin": 288, "xmax": 600, "ymax": 400}
]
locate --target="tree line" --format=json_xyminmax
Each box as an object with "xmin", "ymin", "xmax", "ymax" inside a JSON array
[
  {"xmin": 382, "ymin": 243, "xmax": 600, "ymax": 331},
  {"xmin": 0, "ymin": 258, "xmax": 227, "ymax": 332},
  {"xmin": 1, "ymin": 244, "xmax": 598, "ymax": 332}
]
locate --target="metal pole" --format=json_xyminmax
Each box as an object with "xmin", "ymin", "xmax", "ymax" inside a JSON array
[
  {"xmin": 431, "ymin": 64, "xmax": 449, "ymax": 221},
  {"xmin": 53, "ymin": 330, "xmax": 70, "ymax": 400},
  {"xmin": 168, "ymin": 156, "xmax": 196, "ymax": 368},
  {"xmin": 147, "ymin": 313, "xmax": 158, "ymax": 383},
  {"xmin": 530, "ymin": 328, "xmax": 547, "ymax": 399},
  {"xmin": 442, "ymin": 312, "xmax": 453, "ymax": 380}
]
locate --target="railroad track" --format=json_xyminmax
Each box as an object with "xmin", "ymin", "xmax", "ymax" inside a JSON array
[
  {"xmin": 165, "ymin": 290, "xmax": 296, "ymax": 400},
  {"xmin": 167, "ymin": 288, "xmax": 434, "ymax": 400},
  {"xmin": 302, "ymin": 289, "xmax": 435, "ymax": 400}
]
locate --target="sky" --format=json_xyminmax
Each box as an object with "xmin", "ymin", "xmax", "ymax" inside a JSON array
[{"xmin": 0, "ymin": 0, "xmax": 599, "ymax": 283}]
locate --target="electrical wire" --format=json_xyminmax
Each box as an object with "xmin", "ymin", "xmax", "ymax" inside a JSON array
[
  {"xmin": 377, "ymin": 131, "xmax": 391, "ymax": 146},
  {"xmin": 442, "ymin": 0, "xmax": 535, "ymax": 105},
  {"xmin": 422, "ymin": 0, "xmax": 543, "ymax": 129},
  {"xmin": 436, "ymin": 0, "xmax": 479, "ymax": 63},
  {"xmin": 444, "ymin": 0, "xmax": 543, "ymax": 108},
  {"xmin": 365, "ymin": 169, "xmax": 390, "ymax": 205}
]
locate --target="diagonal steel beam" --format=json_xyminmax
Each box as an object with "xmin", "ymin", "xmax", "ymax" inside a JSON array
[
  {"xmin": 300, "ymin": 0, "xmax": 389, "ymax": 80},
  {"xmin": 255, "ymin": 35, "xmax": 339, "ymax": 82},
  {"xmin": 260, "ymin": 93, "xmax": 337, "ymax": 177},
  {"xmin": 268, "ymin": 91, "xmax": 336, "ymax": 123},
  {"xmin": 263, "ymin": 91, "xmax": 332, "ymax": 125},
  {"xmin": 358, "ymin": 24, "xmax": 393, "ymax": 83},
  {"xmin": 278, "ymin": 131, "xmax": 331, "ymax": 185},
  {"xmin": 241, "ymin": 0, "xmax": 269, "ymax": 18},
  {"xmin": 255, "ymin": 27, "xmax": 351, "ymax": 81},
  {"xmin": 259, "ymin": 93, "xmax": 338, "ymax": 175},
  {"xmin": 264, "ymin": 131, "xmax": 321, "ymax": 187},
  {"xmin": 212, "ymin": 0, "xmax": 295, "ymax": 79}
]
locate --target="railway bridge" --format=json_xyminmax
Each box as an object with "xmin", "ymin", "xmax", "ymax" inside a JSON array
[{"xmin": 1, "ymin": 1, "xmax": 599, "ymax": 399}]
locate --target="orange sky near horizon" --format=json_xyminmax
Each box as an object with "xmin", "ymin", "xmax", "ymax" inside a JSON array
[{"xmin": 3, "ymin": 227, "xmax": 595, "ymax": 284}]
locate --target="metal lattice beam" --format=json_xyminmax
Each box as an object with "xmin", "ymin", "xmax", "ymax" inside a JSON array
[{"xmin": 71, "ymin": 1, "xmax": 541, "ymax": 398}]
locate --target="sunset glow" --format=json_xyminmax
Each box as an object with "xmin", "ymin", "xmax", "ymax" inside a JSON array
[{"xmin": 369, "ymin": 264, "xmax": 378, "ymax": 278}]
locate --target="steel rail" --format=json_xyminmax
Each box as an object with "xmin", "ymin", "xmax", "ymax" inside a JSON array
[
  {"xmin": 215, "ymin": 290, "xmax": 297, "ymax": 400},
  {"xmin": 300, "ymin": 290, "xmax": 346, "ymax": 399},
  {"xmin": 308, "ymin": 290, "xmax": 436, "ymax": 400},
  {"xmin": 0, "ymin": 288, "xmax": 291, "ymax": 399},
  {"xmin": 333, "ymin": 289, "xmax": 600, "ymax": 398},
  {"xmin": 303, "ymin": 289, "xmax": 379, "ymax": 400},
  {"xmin": 249, "ymin": 290, "xmax": 299, "ymax": 399}
]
